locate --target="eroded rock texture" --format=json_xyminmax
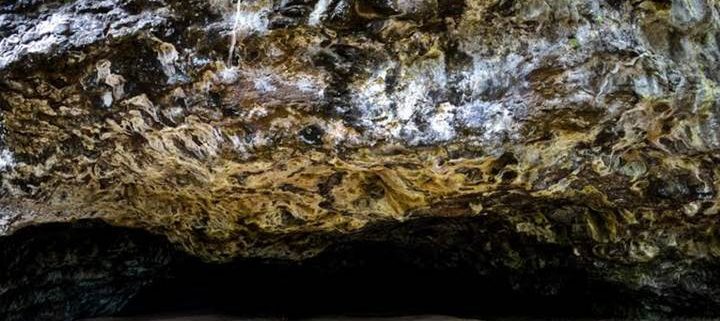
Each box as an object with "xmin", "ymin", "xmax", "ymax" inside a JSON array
[{"xmin": 2, "ymin": 0, "xmax": 720, "ymax": 319}]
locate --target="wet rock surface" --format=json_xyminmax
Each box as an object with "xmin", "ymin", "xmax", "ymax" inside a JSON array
[{"xmin": 2, "ymin": 0, "xmax": 720, "ymax": 320}]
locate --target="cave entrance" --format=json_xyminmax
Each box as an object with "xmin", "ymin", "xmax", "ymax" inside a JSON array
[
  {"xmin": 1, "ymin": 219, "xmax": 626, "ymax": 321},
  {"xmin": 115, "ymin": 241, "xmax": 615, "ymax": 320}
]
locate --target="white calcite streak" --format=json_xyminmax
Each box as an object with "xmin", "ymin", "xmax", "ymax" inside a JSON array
[
  {"xmin": 350, "ymin": 53, "xmax": 454, "ymax": 145},
  {"xmin": 0, "ymin": 149, "xmax": 15, "ymax": 170},
  {"xmin": 308, "ymin": 0, "xmax": 331, "ymax": 26},
  {"xmin": 227, "ymin": 0, "xmax": 272, "ymax": 65},
  {"xmin": 0, "ymin": 1, "xmax": 169, "ymax": 69}
]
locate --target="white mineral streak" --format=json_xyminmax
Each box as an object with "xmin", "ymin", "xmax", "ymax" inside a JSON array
[
  {"xmin": 350, "ymin": 54, "xmax": 455, "ymax": 145},
  {"xmin": 457, "ymin": 101, "xmax": 515, "ymax": 141},
  {"xmin": 227, "ymin": 0, "xmax": 272, "ymax": 65},
  {"xmin": 251, "ymin": 73, "xmax": 277, "ymax": 93},
  {"xmin": 349, "ymin": 42, "xmax": 518, "ymax": 147},
  {"xmin": 217, "ymin": 66, "xmax": 240, "ymax": 85},
  {"xmin": 35, "ymin": 13, "xmax": 71, "ymax": 36},
  {"xmin": 293, "ymin": 76, "xmax": 316, "ymax": 92},
  {"xmin": 227, "ymin": 0, "xmax": 243, "ymax": 65},
  {"xmin": 308, "ymin": 0, "xmax": 331, "ymax": 26},
  {"xmin": 240, "ymin": 67, "xmax": 327, "ymax": 97},
  {"xmin": 0, "ymin": 149, "xmax": 15, "ymax": 170},
  {"xmin": 0, "ymin": 0, "xmax": 169, "ymax": 69},
  {"xmin": 101, "ymin": 92, "xmax": 114, "ymax": 108},
  {"xmin": 429, "ymin": 103, "xmax": 457, "ymax": 143},
  {"xmin": 352, "ymin": 63, "xmax": 396, "ymax": 140}
]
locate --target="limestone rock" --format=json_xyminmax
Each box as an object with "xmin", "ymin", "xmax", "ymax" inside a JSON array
[{"xmin": 2, "ymin": 0, "xmax": 720, "ymax": 319}]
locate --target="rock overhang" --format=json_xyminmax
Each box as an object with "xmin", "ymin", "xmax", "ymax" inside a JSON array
[{"xmin": 1, "ymin": 0, "xmax": 720, "ymax": 317}]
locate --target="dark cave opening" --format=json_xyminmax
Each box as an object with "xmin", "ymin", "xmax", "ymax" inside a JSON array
[
  {"xmin": 118, "ymin": 248, "xmax": 615, "ymax": 320},
  {"xmin": 0, "ymin": 219, "xmax": 639, "ymax": 321}
]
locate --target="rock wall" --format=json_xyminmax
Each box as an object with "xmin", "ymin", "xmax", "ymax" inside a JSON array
[{"xmin": 2, "ymin": 0, "xmax": 720, "ymax": 318}]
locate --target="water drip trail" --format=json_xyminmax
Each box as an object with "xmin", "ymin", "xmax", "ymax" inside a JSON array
[{"xmin": 227, "ymin": 0, "xmax": 243, "ymax": 66}]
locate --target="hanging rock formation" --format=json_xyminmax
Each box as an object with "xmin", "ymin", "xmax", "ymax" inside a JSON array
[{"xmin": 2, "ymin": 0, "xmax": 720, "ymax": 320}]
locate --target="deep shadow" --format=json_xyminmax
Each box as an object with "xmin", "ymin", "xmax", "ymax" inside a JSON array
[
  {"xmin": 121, "ymin": 246, "xmax": 610, "ymax": 320},
  {"xmin": 0, "ymin": 218, "xmax": 659, "ymax": 321},
  {"xmin": 120, "ymin": 217, "xmax": 628, "ymax": 320}
]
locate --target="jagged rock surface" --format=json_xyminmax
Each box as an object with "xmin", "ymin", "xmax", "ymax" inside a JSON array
[{"xmin": 2, "ymin": 0, "xmax": 720, "ymax": 319}]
